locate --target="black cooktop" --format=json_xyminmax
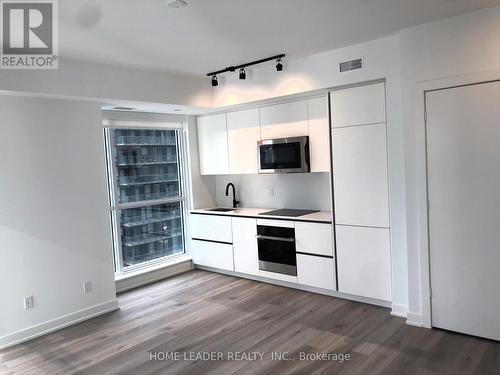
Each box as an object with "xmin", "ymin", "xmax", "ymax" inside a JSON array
[{"xmin": 259, "ymin": 209, "xmax": 319, "ymax": 217}]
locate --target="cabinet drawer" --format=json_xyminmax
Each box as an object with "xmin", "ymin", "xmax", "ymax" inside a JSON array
[
  {"xmin": 192, "ymin": 239, "xmax": 234, "ymax": 271},
  {"xmin": 190, "ymin": 214, "xmax": 232, "ymax": 243},
  {"xmin": 336, "ymin": 225, "xmax": 391, "ymax": 301},
  {"xmin": 295, "ymin": 222, "xmax": 333, "ymax": 256},
  {"xmin": 297, "ymin": 254, "xmax": 335, "ymax": 290}
]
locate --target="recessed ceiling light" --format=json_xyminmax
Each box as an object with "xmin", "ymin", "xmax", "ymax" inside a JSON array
[
  {"xmin": 167, "ymin": 0, "xmax": 187, "ymax": 8},
  {"xmin": 173, "ymin": 108, "xmax": 182, "ymax": 112}
]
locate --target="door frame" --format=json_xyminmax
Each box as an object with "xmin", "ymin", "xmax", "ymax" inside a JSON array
[{"xmin": 415, "ymin": 70, "xmax": 500, "ymax": 328}]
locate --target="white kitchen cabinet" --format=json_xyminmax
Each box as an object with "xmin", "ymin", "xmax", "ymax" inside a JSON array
[
  {"xmin": 232, "ymin": 217, "xmax": 259, "ymax": 276},
  {"xmin": 307, "ymin": 96, "xmax": 330, "ymax": 172},
  {"xmin": 336, "ymin": 225, "xmax": 391, "ymax": 301},
  {"xmin": 295, "ymin": 222, "xmax": 333, "ymax": 257},
  {"xmin": 260, "ymin": 100, "xmax": 309, "ymax": 139},
  {"xmin": 226, "ymin": 108, "xmax": 260, "ymax": 174},
  {"xmin": 197, "ymin": 113, "xmax": 229, "ymax": 175},
  {"xmin": 330, "ymin": 82, "xmax": 386, "ymax": 128},
  {"xmin": 297, "ymin": 254, "xmax": 335, "ymax": 290},
  {"xmin": 332, "ymin": 123, "xmax": 390, "ymax": 228},
  {"xmin": 190, "ymin": 214, "xmax": 232, "ymax": 243},
  {"xmin": 192, "ymin": 240, "xmax": 234, "ymax": 271}
]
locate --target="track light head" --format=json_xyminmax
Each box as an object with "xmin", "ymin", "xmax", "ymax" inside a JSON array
[
  {"xmin": 276, "ymin": 58, "xmax": 283, "ymax": 71},
  {"xmin": 239, "ymin": 68, "xmax": 246, "ymax": 80},
  {"xmin": 211, "ymin": 75, "xmax": 218, "ymax": 87}
]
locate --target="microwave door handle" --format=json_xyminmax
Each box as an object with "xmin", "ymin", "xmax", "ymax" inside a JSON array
[{"xmin": 256, "ymin": 234, "xmax": 295, "ymax": 242}]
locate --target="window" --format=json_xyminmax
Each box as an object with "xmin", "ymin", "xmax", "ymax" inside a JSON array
[{"xmin": 104, "ymin": 127, "xmax": 187, "ymax": 274}]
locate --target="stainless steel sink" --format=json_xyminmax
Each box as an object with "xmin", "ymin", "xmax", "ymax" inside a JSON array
[{"xmin": 205, "ymin": 208, "xmax": 235, "ymax": 212}]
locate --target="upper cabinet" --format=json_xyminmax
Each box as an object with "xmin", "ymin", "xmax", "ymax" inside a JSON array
[
  {"xmin": 260, "ymin": 100, "xmax": 309, "ymax": 139},
  {"xmin": 197, "ymin": 96, "xmax": 331, "ymax": 175},
  {"xmin": 226, "ymin": 108, "xmax": 260, "ymax": 174},
  {"xmin": 197, "ymin": 114, "xmax": 229, "ymax": 175},
  {"xmin": 308, "ymin": 96, "xmax": 330, "ymax": 172},
  {"xmin": 330, "ymin": 82, "xmax": 386, "ymax": 128}
]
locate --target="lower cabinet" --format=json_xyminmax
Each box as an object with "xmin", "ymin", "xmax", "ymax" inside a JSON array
[
  {"xmin": 191, "ymin": 239, "xmax": 234, "ymax": 271},
  {"xmin": 232, "ymin": 218, "xmax": 259, "ymax": 276},
  {"xmin": 336, "ymin": 225, "xmax": 391, "ymax": 301},
  {"xmin": 297, "ymin": 254, "xmax": 335, "ymax": 290}
]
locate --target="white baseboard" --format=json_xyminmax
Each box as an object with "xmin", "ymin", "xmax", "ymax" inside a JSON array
[
  {"xmin": 406, "ymin": 311, "xmax": 424, "ymax": 327},
  {"xmin": 390, "ymin": 303, "xmax": 409, "ymax": 318},
  {"xmin": 116, "ymin": 257, "xmax": 192, "ymax": 293},
  {"xmin": 195, "ymin": 265, "xmax": 392, "ymax": 309},
  {"xmin": 0, "ymin": 299, "xmax": 119, "ymax": 350}
]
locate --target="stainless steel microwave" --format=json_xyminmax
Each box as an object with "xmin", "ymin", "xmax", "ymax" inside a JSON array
[{"xmin": 257, "ymin": 136, "xmax": 310, "ymax": 174}]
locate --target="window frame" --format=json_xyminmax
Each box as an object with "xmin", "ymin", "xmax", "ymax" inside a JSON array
[{"xmin": 103, "ymin": 121, "xmax": 190, "ymax": 276}]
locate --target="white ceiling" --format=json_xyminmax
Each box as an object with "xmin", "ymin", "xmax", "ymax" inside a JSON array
[{"xmin": 61, "ymin": 0, "xmax": 500, "ymax": 77}]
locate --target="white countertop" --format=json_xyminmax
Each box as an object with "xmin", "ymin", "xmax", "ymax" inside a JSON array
[{"xmin": 190, "ymin": 207, "xmax": 332, "ymax": 223}]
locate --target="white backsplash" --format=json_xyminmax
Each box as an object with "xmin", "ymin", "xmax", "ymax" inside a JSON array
[{"xmin": 215, "ymin": 172, "xmax": 331, "ymax": 211}]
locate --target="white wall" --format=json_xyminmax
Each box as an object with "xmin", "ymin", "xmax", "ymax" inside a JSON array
[
  {"xmin": 0, "ymin": 95, "xmax": 118, "ymax": 349},
  {"xmin": 186, "ymin": 116, "xmax": 217, "ymax": 209},
  {"xmin": 210, "ymin": 35, "xmax": 409, "ymax": 316},
  {"xmin": 0, "ymin": 57, "xmax": 212, "ymax": 108},
  {"xmin": 215, "ymin": 173, "xmax": 331, "ymax": 211},
  {"xmin": 400, "ymin": 6, "xmax": 500, "ymax": 326}
]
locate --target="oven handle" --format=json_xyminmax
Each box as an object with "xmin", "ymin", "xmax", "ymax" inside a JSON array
[{"xmin": 256, "ymin": 234, "xmax": 295, "ymax": 242}]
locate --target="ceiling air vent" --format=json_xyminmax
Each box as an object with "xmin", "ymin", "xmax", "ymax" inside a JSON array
[
  {"xmin": 112, "ymin": 106, "xmax": 135, "ymax": 111},
  {"xmin": 339, "ymin": 58, "xmax": 363, "ymax": 73}
]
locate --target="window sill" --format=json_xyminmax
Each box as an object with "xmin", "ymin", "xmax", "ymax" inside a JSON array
[{"xmin": 115, "ymin": 255, "xmax": 192, "ymax": 293}]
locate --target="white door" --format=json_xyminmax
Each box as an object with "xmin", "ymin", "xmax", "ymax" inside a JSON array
[
  {"xmin": 297, "ymin": 254, "xmax": 335, "ymax": 290},
  {"xmin": 226, "ymin": 108, "xmax": 260, "ymax": 174},
  {"xmin": 427, "ymin": 80, "xmax": 500, "ymax": 340}
]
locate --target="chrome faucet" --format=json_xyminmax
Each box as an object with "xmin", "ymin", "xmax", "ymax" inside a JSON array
[{"xmin": 225, "ymin": 183, "xmax": 239, "ymax": 209}]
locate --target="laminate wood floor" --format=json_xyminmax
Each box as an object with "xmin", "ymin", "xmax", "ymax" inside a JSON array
[{"xmin": 1, "ymin": 270, "xmax": 500, "ymax": 375}]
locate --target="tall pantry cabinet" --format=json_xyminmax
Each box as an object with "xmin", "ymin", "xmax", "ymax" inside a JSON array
[{"xmin": 330, "ymin": 82, "xmax": 392, "ymax": 302}]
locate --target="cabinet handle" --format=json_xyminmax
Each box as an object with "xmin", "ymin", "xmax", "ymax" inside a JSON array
[{"xmin": 256, "ymin": 235, "xmax": 295, "ymax": 242}]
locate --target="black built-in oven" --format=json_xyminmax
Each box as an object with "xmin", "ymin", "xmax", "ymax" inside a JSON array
[{"xmin": 257, "ymin": 224, "xmax": 297, "ymax": 276}]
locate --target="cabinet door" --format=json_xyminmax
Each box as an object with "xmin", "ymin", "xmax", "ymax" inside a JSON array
[
  {"xmin": 190, "ymin": 214, "xmax": 232, "ymax": 243},
  {"xmin": 330, "ymin": 82, "xmax": 386, "ymax": 128},
  {"xmin": 336, "ymin": 225, "xmax": 391, "ymax": 301},
  {"xmin": 197, "ymin": 114, "xmax": 229, "ymax": 175},
  {"xmin": 295, "ymin": 222, "xmax": 333, "ymax": 257},
  {"xmin": 297, "ymin": 254, "xmax": 335, "ymax": 290},
  {"xmin": 308, "ymin": 96, "xmax": 330, "ymax": 172},
  {"xmin": 192, "ymin": 240, "xmax": 234, "ymax": 271},
  {"xmin": 227, "ymin": 108, "xmax": 260, "ymax": 174},
  {"xmin": 332, "ymin": 123, "xmax": 389, "ymax": 227},
  {"xmin": 260, "ymin": 100, "xmax": 309, "ymax": 139},
  {"xmin": 232, "ymin": 218, "xmax": 259, "ymax": 275}
]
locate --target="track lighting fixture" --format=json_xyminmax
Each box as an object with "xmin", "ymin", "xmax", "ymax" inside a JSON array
[
  {"xmin": 276, "ymin": 57, "xmax": 283, "ymax": 71},
  {"xmin": 206, "ymin": 53, "xmax": 285, "ymax": 86},
  {"xmin": 211, "ymin": 75, "xmax": 218, "ymax": 87},
  {"xmin": 239, "ymin": 67, "xmax": 246, "ymax": 80}
]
